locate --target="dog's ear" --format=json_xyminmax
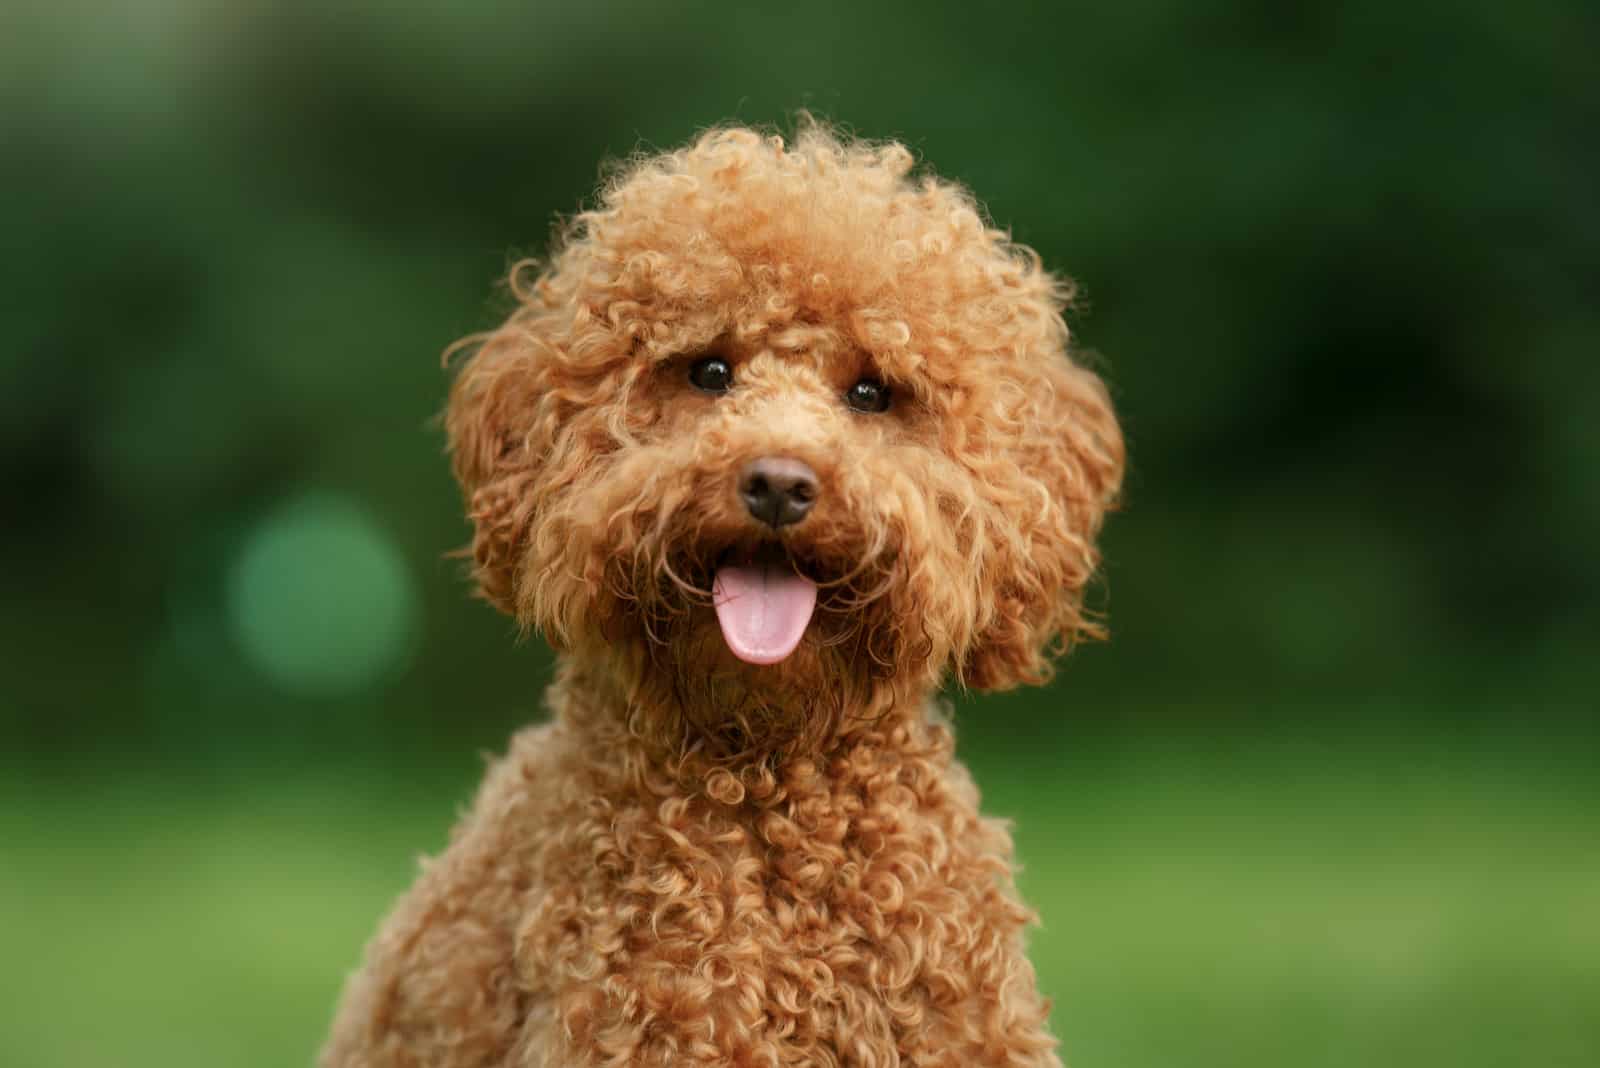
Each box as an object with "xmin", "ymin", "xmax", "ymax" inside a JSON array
[
  {"xmin": 444, "ymin": 310, "xmax": 548, "ymax": 619},
  {"xmin": 961, "ymin": 355, "xmax": 1124, "ymax": 692}
]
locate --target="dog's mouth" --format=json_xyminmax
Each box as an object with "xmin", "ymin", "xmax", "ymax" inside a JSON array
[{"xmin": 710, "ymin": 542, "xmax": 818, "ymax": 666}]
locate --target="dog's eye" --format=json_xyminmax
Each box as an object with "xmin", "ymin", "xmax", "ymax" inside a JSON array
[
  {"xmin": 689, "ymin": 356, "xmax": 733, "ymax": 393},
  {"xmin": 845, "ymin": 378, "xmax": 891, "ymax": 413}
]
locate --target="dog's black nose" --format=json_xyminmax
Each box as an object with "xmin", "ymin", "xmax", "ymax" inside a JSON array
[{"xmin": 739, "ymin": 457, "xmax": 818, "ymax": 528}]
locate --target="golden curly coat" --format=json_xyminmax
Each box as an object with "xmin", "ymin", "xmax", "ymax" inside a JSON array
[{"xmin": 322, "ymin": 123, "xmax": 1124, "ymax": 1068}]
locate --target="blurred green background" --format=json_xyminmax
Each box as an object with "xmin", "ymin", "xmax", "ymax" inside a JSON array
[{"xmin": 3, "ymin": 2, "xmax": 1596, "ymax": 1065}]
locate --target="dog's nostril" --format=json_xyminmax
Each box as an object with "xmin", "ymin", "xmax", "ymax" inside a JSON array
[{"xmin": 739, "ymin": 457, "xmax": 819, "ymax": 528}]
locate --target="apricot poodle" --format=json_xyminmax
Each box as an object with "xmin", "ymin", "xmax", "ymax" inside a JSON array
[{"xmin": 322, "ymin": 122, "xmax": 1123, "ymax": 1068}]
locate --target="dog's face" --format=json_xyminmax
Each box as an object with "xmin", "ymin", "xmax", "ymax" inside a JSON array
[{"xmin": 448, "ymin": 128, "xmax": 1122, "ymax": 751}]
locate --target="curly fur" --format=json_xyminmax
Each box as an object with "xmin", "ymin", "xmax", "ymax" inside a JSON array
[{"xmin": 322, "ymin": 122, "xmax": 1123, "ymax": 1067}]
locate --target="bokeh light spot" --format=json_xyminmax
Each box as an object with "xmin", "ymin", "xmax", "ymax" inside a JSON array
[{"xmin": 228, "ymin": 493, "xmax": 418, "ymax": 698}]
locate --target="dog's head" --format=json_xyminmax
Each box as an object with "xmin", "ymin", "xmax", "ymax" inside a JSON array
[{"xmin": 448, "ymin": 125, "xmax": 1122, "ymax": 752}]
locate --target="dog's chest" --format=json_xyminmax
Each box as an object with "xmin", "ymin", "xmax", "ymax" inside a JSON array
[{"xmin": 510, "ymin": 747, "xmax": 1026, "ymax": 1066}]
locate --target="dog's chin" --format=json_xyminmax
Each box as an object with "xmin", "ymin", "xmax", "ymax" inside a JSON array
[
  {"xmin": 656, "ymin": 609, "xmax": 847, "ymax": 701},
  {"xmin": 698, "ymin": 612, "xmax": 831, "ymax": 683},
  {"xmin": 584, "ymin": 532, "xmax": 905, "ymax": 755},
  {"xmin": 627, "ymin": 606, "xmax": 882, "ymax": 759}
]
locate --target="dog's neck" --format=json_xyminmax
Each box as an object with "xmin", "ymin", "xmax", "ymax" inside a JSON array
[{"xmin": 548, "ymin": 648, "xmax": 944, "ymax": 778}]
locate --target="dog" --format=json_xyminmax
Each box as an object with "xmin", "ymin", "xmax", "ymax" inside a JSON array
[{"xmin": 321, "ymin": 122, "xmax": 1123, "ymax": 1068}]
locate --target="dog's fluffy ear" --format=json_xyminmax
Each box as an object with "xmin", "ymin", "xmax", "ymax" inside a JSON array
[
  {"xmin": 961, "ymin": 356, "xmax": 1124, "ymax": 692},
  {"xmin": 444, "ymin": 313, "xmax": 547, "ymax": 619}
]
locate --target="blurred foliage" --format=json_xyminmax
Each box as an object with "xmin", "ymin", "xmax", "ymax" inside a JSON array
[
  {"xmin": 2, "ymin": 2, "xmax": 1598, "ymax": 1066},
  {"xmin": 3, "ymin": 0, "xmax": 1597, "ymax": 756},
  {"xmin": 3, "ymin": 0, "xmax": 1600, "ymax": 757}
]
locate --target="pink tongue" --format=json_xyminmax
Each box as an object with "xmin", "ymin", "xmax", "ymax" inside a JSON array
[{"xmin": 712, "ymin": 563, "xmax": 818, "ymax": 665}]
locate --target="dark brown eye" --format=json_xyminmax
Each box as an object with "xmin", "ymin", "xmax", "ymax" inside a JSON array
[
  {"xmin": 845, "ymin": 378, "xmax": 891, "ymax": 413},
  {"xmin": 689, "ymin": 356, "xmax": 733, "ymax": 393}
]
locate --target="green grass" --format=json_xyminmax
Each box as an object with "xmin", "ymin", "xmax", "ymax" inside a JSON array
[
  {"xmin": 3, "ymin": 729, "xmax": 1596, "ymax": 1067},
  {"xmin": 979, "ymin": 731, "xmax": 1600, "ymax": 1066}
]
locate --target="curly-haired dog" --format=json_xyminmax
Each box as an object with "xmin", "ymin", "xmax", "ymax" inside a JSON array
[{"xmin": 322, "ymin": 124, "xmax": 1123, "ymax": 1068}]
